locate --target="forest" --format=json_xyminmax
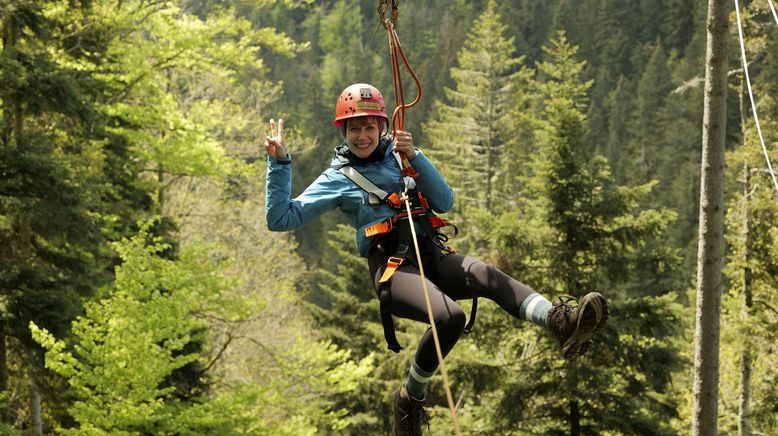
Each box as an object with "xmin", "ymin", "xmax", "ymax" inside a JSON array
[{"xmin": 1, "ymin": 0, "xmax": 776, "ymax": 434}]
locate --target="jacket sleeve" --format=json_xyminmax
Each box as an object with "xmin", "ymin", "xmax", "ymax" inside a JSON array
[
  {"xmin": 265, "ymin": 155, "xmax": 342, "ymax": 231},
  {"xmin": 411, "ymin": 150, "xmax": 454, "ymax": 213}
]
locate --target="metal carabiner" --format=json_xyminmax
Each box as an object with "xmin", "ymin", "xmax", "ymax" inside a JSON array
[{"xmin": 377, "ymin": 0, "xmax": 399, "ymax": 27}]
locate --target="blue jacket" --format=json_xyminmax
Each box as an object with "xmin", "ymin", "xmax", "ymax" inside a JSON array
[{"xmin": 265, "ymin": 137, "xmax": 454, "ymax": 257}]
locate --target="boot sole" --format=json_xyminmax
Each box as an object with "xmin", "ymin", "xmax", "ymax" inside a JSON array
[{"xmin": 562, "ymin": 292, "xmax": 608, "ymax": 360}]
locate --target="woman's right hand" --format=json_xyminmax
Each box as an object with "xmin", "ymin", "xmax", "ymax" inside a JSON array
[{"xmin": 264, "ymin": 118, "xmax": 288, "ymax": 159}]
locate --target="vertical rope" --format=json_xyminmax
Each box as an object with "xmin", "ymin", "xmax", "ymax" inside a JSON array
[
  {"xmin": 382, "ymin": 13, "xmax": 463, "ymax": 436},
  {"xmin": 734, "ymin": 0, "xmax": 778, "ymax": 194},
  {"xmin": 768, "ymin": 0, "xmax": 778, "ymax": 24},
  {"xmin": 402, "ymin": 195, "xmax": 463, "ymax": 436}
]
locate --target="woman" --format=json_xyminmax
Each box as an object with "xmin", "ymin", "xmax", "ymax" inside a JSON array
[{"xmin": 264, "ymin": 83, "xmax": 608, "ymax": 436}]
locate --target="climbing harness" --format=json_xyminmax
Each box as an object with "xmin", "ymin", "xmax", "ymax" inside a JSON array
[
  {"xmin": 334, "ymin": 147, "xmax": 474, "ymax": 354},
  {"xmin": 377, "ymin": 2, "xmax": 464, "ymax": 433}
]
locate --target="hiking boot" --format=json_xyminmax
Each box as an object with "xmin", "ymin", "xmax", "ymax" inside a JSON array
[
  {"xmin": 391, "ymin": 383, "xmax": 427, "ymax": 436},
  {"xmin": 548, "ymin": 292, "xmax": 608, "ymax": 360}
]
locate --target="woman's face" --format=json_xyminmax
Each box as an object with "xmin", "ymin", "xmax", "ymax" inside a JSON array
[{"xmin": 345, "ymin": 117, "xmax": 380, "ymax": 159}]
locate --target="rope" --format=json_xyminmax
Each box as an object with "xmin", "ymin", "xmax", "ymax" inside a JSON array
[
  {"xmin": 384, "ymin": 18, "xmax": 422, "ymax": 178},
  {"xmin": 734, "ymin": 0, "xmax": 778, "ymax": 195},
  {"xmin": 769, "ymin": 0, "xmax": 778, "ymax": 24},
  {"xmin": 379, "ymin": 4, "xmax": 463, "ymax": 434},
  {"xmin": 401, "ymin": 194, "xmax": 462, "ymax": 436}
]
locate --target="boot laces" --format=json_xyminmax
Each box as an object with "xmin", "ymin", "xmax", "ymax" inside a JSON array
[
  {"xmin": 400, "ymin": 403, "xmax": 429, "ymax": 435},
  {"xmin": 549, "ymin": 295, "xmax": 579, "ymax": 341}
]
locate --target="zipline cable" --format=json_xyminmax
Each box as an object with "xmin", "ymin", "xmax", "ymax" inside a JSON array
[
  {"xmin": 379, "ymin": 3, "xmax": 463, "ymax": 434},
  {"xmin": 734, "ymin": 0, "xmax": 778, "ymax": 195},
  {"xmin": 768, "ymin": 0, "xmax": 778, "ymax": 24}
]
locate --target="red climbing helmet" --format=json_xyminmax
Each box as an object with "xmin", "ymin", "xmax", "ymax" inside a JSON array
[{"xmin": 333, "ymin": 83, "xmax": 388, "ymax": 127}]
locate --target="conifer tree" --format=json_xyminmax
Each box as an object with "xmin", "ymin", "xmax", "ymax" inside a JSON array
[
  {"xmin": 691, "ymin": 1, "xmax": 728, "ymax": 433},
  {"xmin": 627, "ymin": 41, "xmax": 673, "ymax": 185},
  {"xmin": 718, "ymin": 4, "xmax": 778, "ymax": 432},
  {"xmin": 31, "ymin": 222, "xmax": 372, "ymax": 434},
  {"xmin": 424, "ymin": 0, "xmax": 531, "ymax": 252},
  {"xmin": 448, "ymin": 31, "xmax": 684, "ymax": 435},
  {"xmin": 0, "ymin": 1, "xmax": 128, "ymax": 428}
]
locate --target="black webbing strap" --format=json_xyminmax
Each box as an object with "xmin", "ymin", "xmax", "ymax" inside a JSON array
[
  {"xmin": 379, "ymin": 242, "xmax": 409, "ymax": 353},
  {"xmin": 379, "ymin": 280, "xmax": 403, "ymax": 353},
  {"xmin": 464, "ymin": 298, "xmax": 477, "ymax": 334}
]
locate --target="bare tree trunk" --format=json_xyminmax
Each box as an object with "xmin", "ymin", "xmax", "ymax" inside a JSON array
[
  {"xmin": 31, "ymin": 379, "xmax": 42, "ymax": 436},
  {"xmin": 569, "ymin": 399, "xmax": 580, "ymax": 436},
  {"xmin": 692, "ymin": 0, "xmax": 729, "ymax": 434},
  {"xmin": 0, "ymin": 321, "xmax": 8, "ymax": 423},
  {"xmin": 738, "ymin": 340, "xmax": 752, "ymax": 436},
  {"xmin": 737, "ymin": 85, "xmax": 752, "ymax": 436},
  {"xmin": 737, "ymin": 162, "xmax": 752, "ymax": 436},
  {"xmin": 0, "ymin": 11, "xmax": 18, "ymax": 426}
]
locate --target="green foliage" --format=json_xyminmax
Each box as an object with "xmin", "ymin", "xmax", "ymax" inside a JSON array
[
  {"xmin": 440, "ymin": 294, "xmax": 685, "ymax": 435},
  {"xmin": 424, "ymin": 1, "xmax": 533, "ymax": 254},
  {"xmin": 425, "ymin": 1, "xmax": 528, "ymax": 214},
  {"xmin": 30, "ymin": 221, "xmax": 232, "ymax": 433},
  {"xmin": 7, "ymin": 0, "xmax": 777, "ymax": 433},
  {"xmin": 1, "ymin": 1, "xmax": 129, "ymax": 429},
  {"xmin": 450, "ymin": 32, "xmax": 685, "ymax": 434},
  {"xmin": 717, "ymin": 4, "xmax": 778, "ymax": 428},
  {"xmin": 31, "ymin": 222, "xmax": 373, "ymax": 434},
  {"xmin": 308, "ymin": 224, "xmax": 382, "ymax": 355},
  {"xmin": 94, "ymin": 0, "xmax": 301, "ymax": 184},
  {"xmin": 720, "ymin": 180, "xmax": 778, "ymax": 433}
]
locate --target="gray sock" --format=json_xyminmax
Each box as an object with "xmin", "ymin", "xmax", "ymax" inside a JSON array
[
  {"xmin": 520, "ymin": 293, "xmax": 553, "ymax": 327},
  {"xmin": 405, "ymin": 361, "xmax": 435, "ymax": 400}
]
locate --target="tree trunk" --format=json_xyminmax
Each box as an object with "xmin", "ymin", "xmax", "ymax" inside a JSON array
[
  {"xmin": 569, "ymin": 399, "xmax": 580, "ymax": 436},
  {"xmin": 0, "ymin": 11, "xmax": 18, "ymax": 426},
  {"xmin": 737, "ymin": 163, "xmax": 752, "ymax": 436},
  {"xmin": 738, "ymin": 350, "xmax": 751, "ymax": 436},
  {"xmin": 737, "ymin": 85, "xmax": 752, "ymax": 436},
  {"xmin": 31, "ymin": 379, "xmax": 42, "ymax": 436},
  {"xmin": 0, "ymin": 321, "xmax": 8, "ymax": 424},
  {"xmin": 691, "ymin": 0, "xmax": 729, "ymax": 434}
]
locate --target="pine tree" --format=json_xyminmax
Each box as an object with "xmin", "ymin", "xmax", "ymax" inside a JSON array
[
  {"xmin": 31, "ymin": 222, "xmax": 373, "ymax": 434},
  {"xmin": 450, "ymin": 31, "xmax": 684, "ymax": 435},
  {"xmin": 691, "ymin": 1, "xmax": 728, "ymax": 433},
  {"xmin": 0, "ymin": 1, "xmax": 128, "ymax": 428},
  {"xmin": 423, "ymin": 0, "xmax": 531, "ymax": 253},
  {"xmin": 718, "ymin": 4, "xmax": 778, "ymax": 433}
]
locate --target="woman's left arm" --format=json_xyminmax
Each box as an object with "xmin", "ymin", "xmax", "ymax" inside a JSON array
[{"xmin": 409, "ymin": 151, "xmax": 454, "ymax": 213}]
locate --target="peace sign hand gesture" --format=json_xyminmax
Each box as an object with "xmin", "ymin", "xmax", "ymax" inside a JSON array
[{"xmin": 264, "ymin": 118, "xmax": 288, "ymax": 160}]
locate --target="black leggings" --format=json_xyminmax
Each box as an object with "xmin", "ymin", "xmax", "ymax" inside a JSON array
[{"xmin": 369, "ymin": 248, "xmax": 536, "ymax": 373}]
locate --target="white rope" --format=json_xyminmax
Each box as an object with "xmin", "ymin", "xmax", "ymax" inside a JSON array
[
  {"xmin": 402, "ymin": 190, "xmax": 462, "ymax": 436},
  {"xmin": 768, "ymin": 0, "xmax": 778, "ymax": 24},
  {"xmin": 734, "ymin": 0, "xmax": 778, "ymax": 195}
]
